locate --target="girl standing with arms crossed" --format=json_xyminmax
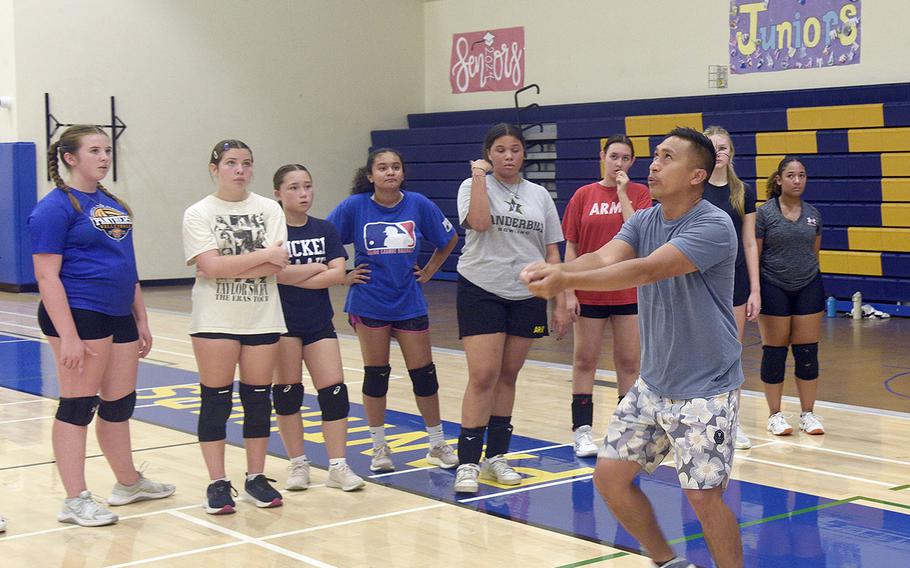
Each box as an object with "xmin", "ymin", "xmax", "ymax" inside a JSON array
[
  {"xmin": 561, "ymin": 135, "xmax": 651, "ymax": 457},
  {"xmin": 757, "ymin": 157, "xmax": 826, "ymax": 436},
  {"xmin": 29, "ymin": 125, "xmax": 175, "ymax": 527},
  {"xmin": 327, "ymin": 149, "xmax": 459, "ymax": 473},
  {"xmin": 454, "ymin": 123, "xmax": 569, "ymax": 493},
  {"xmin": 182, "ymin": 140, "xmax": 289, "ymax": 514},
  {"xmin": 704, "ymin": 125, "xmax": 761, "ymax": 450},
  {"xmin": 271, "ymin": 164, "xmax": 364, "ymax": 491}
]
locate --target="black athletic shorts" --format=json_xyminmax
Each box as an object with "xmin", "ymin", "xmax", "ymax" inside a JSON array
[
  {"xmin": 578, "ymin": 303, "xmax": 638, "ymax": 318},
  {"xmin": 348, "ymin": 314, "xmax": 429, "ymax": 333},
  {"xmin": 733, "ymin": 262, "xmax": 750, "ymax": 307},
  {"xmin": 456, "ymin": 275, "xmax": 548, "ymax": 339},
  {"xmin": 190, "ymin": 332, "xmax": 281, "ymax": 346},
  {"xmin": 283, "ymin": 322, "xmax": 338, "ymax": 345},
  {"xmin": 38, "ymin": 302, "xmax": 139, "ymax": 343},
  {"xmin": 760, "ymin": 274, "xmax": 825, "ymax": 317}
]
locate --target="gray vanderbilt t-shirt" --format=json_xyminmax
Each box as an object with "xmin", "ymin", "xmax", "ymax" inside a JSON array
[
  {"xmin": 615, "ymin": 199, "xmax": 744, "ymax": 399},
  {"xmin": 457, "ymin": 176, "xmax": 564, "ymax": 300},
  {"xmin": 755, "ymin": 198, "xmax": 823, "ymax": 291}
]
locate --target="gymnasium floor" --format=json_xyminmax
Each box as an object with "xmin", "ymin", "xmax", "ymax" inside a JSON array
[{"xmin": 1, "ymin": 285, "xmax": 909, "ymax": 567}]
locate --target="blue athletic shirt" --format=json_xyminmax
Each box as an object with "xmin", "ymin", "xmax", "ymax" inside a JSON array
[
  {"xmin": 327, "ymin": 192, "xmax": 456, "ymax": 320},
  {"xmin": 28, "ymin": 188, "xmax": 138, "ymax": 316},
  {"xmin": 278, "ymin": 217, "xmax": 347, "ymax": 335}
]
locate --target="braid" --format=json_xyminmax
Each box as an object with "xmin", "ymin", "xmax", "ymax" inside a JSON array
[
  {"xmin": 96, "ymin": 183, "xmax": 133, "ymax": 217},
  {"xmin": 47, "ymin": 140, "xmax": 82, "ymax": 213}
]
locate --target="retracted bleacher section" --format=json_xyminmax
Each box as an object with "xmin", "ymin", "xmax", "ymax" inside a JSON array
[{"xmin": 371, "ymin": 83, "xmax": 910, "ymax": 315}]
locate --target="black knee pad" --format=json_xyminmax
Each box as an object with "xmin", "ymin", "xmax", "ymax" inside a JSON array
[
  {"xmin": 792, "ymin": 343, "xmax": 819, "ymax": 381},
  {"xmin": 318, "ymin": 383, "xmax": 350, "ymax": 421},
  {"xmin": 198, "ymin": 384, "xmax": 234, "ymax": 442},
  {"xmin": 362, "ymin": 365, "xmax": 391, "ymax": 398},
  {"xmin": 408, "ymin": 363, "xmax": 439, "ymax": 397},
  {"xmin": 56, "ymin": 395, "xmax": 100, "ymax": 426},
  {"xmin": 272, "ymin": 383, "xmax": 303, "ymax": 416},
  {"xmin": 761, "ymin": 345, "xmax": 788, "ymax": 384},
  {"xmin": 98, "ymin": 391, "xmax": 137, "ymax": 422},
  {"xmin": 239, "ymin": 382, "xmax": 272, "ymax": 439}
]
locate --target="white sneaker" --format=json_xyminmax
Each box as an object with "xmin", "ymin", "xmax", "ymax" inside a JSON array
[
  {"xmin": 108, "ymin": 470, "xmax": 176, "ymax": 506},
  {"xmin": 453, "ymin": 463, "xmax": 480, "ymax": 493},
  {"xmin": 734, "ymin": 427, "xmax": 752, "ymax": 450},
  {"xmin": 58, "ymin": 491, "xmax": 118, "ymax": 527},
  {"xmin": 800, "ymin": 411, "xmax": 825, "ymax": 435},
  {"xmin": 370, "ymin": 443, "xmax": 395, "ymax": 472},
  {"xmin": 326, "ymin": 463, "xmax": 365, "ymax": 491},
  {"xmin": 651, "ymin": 557, "xmax": 695, "ymax": 568},
  {"xmin": 0, "ymin": 515, "xmax": 6, "ymax": 532},
  {"xmin": 426, "ymin": 441, "xmax": 459, "ymax": 469},
  {"xmin": 480, "ymin": 455, "xmax": 522, "ymax": 485},
  {"xmin": 573, "ymin": 425, "xmax": 598, "ymax": 457},
  {"xmin": 767, "ymin": 412, "xmax": 793, "ymax": 436},
  {"xmin": 285, "ymin": 458, "xmax": 311, "ymax": 491}
]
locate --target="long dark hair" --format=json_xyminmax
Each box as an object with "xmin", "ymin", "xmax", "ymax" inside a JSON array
[
  {"xmin": 351, "ymin": 148, "xmax": 404, "ymax": 194},
  {"xmin": 765, "ymin": 156, "xmax": 806, "ymax": 199}
]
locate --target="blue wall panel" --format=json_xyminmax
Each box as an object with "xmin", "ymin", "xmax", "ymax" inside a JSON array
[{"xmin": 0, "ymin": 143, "xmax": 37, "ymax": 288}]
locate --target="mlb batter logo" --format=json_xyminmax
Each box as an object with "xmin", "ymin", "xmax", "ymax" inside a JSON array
[{"xmin": 364, "ymin": 221, "xmax": 416, "ymax": 254}]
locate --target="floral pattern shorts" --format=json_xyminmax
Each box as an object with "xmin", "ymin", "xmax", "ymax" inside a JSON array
[{"xmin": 598, "ymin": 377, "xmax": 739, "ymax": 490}]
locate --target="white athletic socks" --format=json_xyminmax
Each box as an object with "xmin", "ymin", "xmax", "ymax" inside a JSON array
[
  {"xmin": 369, "ymin": 426, "xmax": 386, "ymax": 448},
  {"xmin": 426, "ymin": 423, "xmax": 444, "ymax": 446}
]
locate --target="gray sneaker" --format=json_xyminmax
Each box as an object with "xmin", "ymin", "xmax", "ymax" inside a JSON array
[
  {"xmin": 59, "ymin": 491, "xmax": 118, "ymax": 527},
  {"xmin": 370, "ymin": 443, "xmax": 395, "ymax": 472},
  {"xmin": 426, "ymin": 441, "xmax": 459, "ymax": 469},
  {"xmin": 108, "ymin": 471, "xmax": 176, "ymax": 506},
  {"xmin": 480, "ymin": 455, "xmax": 522, "ymax": 485},
  {"xmin": 326, "ymin": 463, "xmax": 366, "ymax": 491}
]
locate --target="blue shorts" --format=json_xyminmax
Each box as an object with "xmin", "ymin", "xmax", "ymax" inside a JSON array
[
  {"xmin": 348, "ymin": 314, "xmax": 429, "ymax": 333},
  {"xmin": 283, "ymin": 323, "xmax": 338, "ymax": 345}
]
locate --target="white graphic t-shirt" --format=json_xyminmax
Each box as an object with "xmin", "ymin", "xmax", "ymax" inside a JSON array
[{"xmin": 182, "ymin": 192, "xmax": 288, "ymax": 334}]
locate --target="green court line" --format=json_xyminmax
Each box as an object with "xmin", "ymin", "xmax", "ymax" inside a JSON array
[
  {"xmin": 858, "ymin": 496, "xmax": 910, "ymax": 511},
  {"xmin": 554, "ymin": 551, "xmax": 629, "ymax": 568},
  {"xmin": 553, "ymin": 496, "xmax": 859, "ymax": 568},
  {"xmin": 889, "ymin": 484, "xmax": 910, "ymax": 492}
]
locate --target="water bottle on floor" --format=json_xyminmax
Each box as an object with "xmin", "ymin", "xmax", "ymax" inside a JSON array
[
  {"xmin": 826, "ymin": 296, "xmax": 837, "ymax": 318},
  {"xmin": 852, "ymin": 291, "xmax": 863, "ymax": 320}
]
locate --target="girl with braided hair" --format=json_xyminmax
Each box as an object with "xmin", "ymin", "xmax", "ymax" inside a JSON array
[{"xmin": 28, "ymin": 125, "xmax": 175, "ymax": 527}]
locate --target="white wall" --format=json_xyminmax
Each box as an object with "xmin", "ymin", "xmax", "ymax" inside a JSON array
[
  {"xmin": 423, "ymin": 0, "xmax": 910, "ymax": 112},
  {"xmin": 0, "ymin": 0, "xmax": 16, "ymax": 139},
  {"xmin": 10, "ymin": 0, "xmax": 425, "ymax": 279}
]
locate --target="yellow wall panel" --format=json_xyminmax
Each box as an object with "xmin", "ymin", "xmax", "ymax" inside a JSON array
[
  {"xmin": 881, "ymin": 153, "xmax": 910, "ymax": 177},
  {"xmin": 848, "ymin": 228, "xmax": 883, "ymax": 251},
  {"xmin": 882, "ymin": 178, "xmax": 910, "ymax": 202},
  {"xmin": 882, "ymin": 204, "xmax": 910, "ymax": 227},
  {"xmin": 630, "ymin": 136, "xmax": 650, "ymax": 158},
  {"xmin": 625, "ymin": 113, "xmax": 702, "ymax": 136},
  {"xmin": 787, "ymin": 104, "xmax": 884, "ymax": 130},
  {"xmin": 849, "ymin": 127, "xmax": 910, "ymax": 152},
  {"xmin": 850, "ymin": 227, "xmax": 910, "ymax": 252},
  {"xmin": 756, "ymin": 131, "xmax": 818, "ymax": 155},
  {"xmin": 819, "ymin": 251, "xmax": 882, "ymax": 276},
  {"xmin": 755, "ymin": 155, "xmax": 785, "ymax": 179}
]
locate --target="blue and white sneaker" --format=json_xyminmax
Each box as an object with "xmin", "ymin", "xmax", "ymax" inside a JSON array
[
  {"xmin": 203, "ymin": 479, "xmax": 237, "ymax": 515},
  {"xmin": 243, "ymin": 474, "xmax": 282, "ymax": 508}
]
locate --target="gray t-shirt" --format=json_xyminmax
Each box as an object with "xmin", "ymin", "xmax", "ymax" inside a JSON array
[
  {"xmin": 755, "ymin": 198, "xmax": 823, "ymax": 291},
  {"xmin": 457, "ymin": 175, "xmax": 564, "ymax": 300},
  {"xmin": 615, "ymin": 199, "xmax": 744, "ymax": 399}
]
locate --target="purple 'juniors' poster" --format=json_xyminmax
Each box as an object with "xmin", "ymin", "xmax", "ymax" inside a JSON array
[{"xmin": 730, "ymin": 0, "xmax": 861, "ymax": 74}]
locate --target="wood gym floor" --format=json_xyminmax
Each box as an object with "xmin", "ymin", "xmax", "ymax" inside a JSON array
[{"xmin": 1, "ymin": 283, "xmax": 908, "ymax": 567}]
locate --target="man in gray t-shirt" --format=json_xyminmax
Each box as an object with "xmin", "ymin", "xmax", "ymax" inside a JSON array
[{"xmin": 522, "ymin": 128, "xmax": 744, "ymax": 568}]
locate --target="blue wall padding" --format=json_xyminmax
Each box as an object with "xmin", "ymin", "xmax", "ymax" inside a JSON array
[{"xmin": 0, "ymin": 143, "xmax": 37, "ymax": 287}]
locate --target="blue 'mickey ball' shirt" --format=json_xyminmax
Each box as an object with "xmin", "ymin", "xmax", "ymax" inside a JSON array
[
  {"xmin": 278, "ymin": 217, "xmax": 347, "ymax": 335},
  {"xmin": 327, "ymin": 192, "xmax": 456, "ymax": 320},
  {"xmin": 28, "ymin": 188, "xmax": 139, "ymax": 316}
]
